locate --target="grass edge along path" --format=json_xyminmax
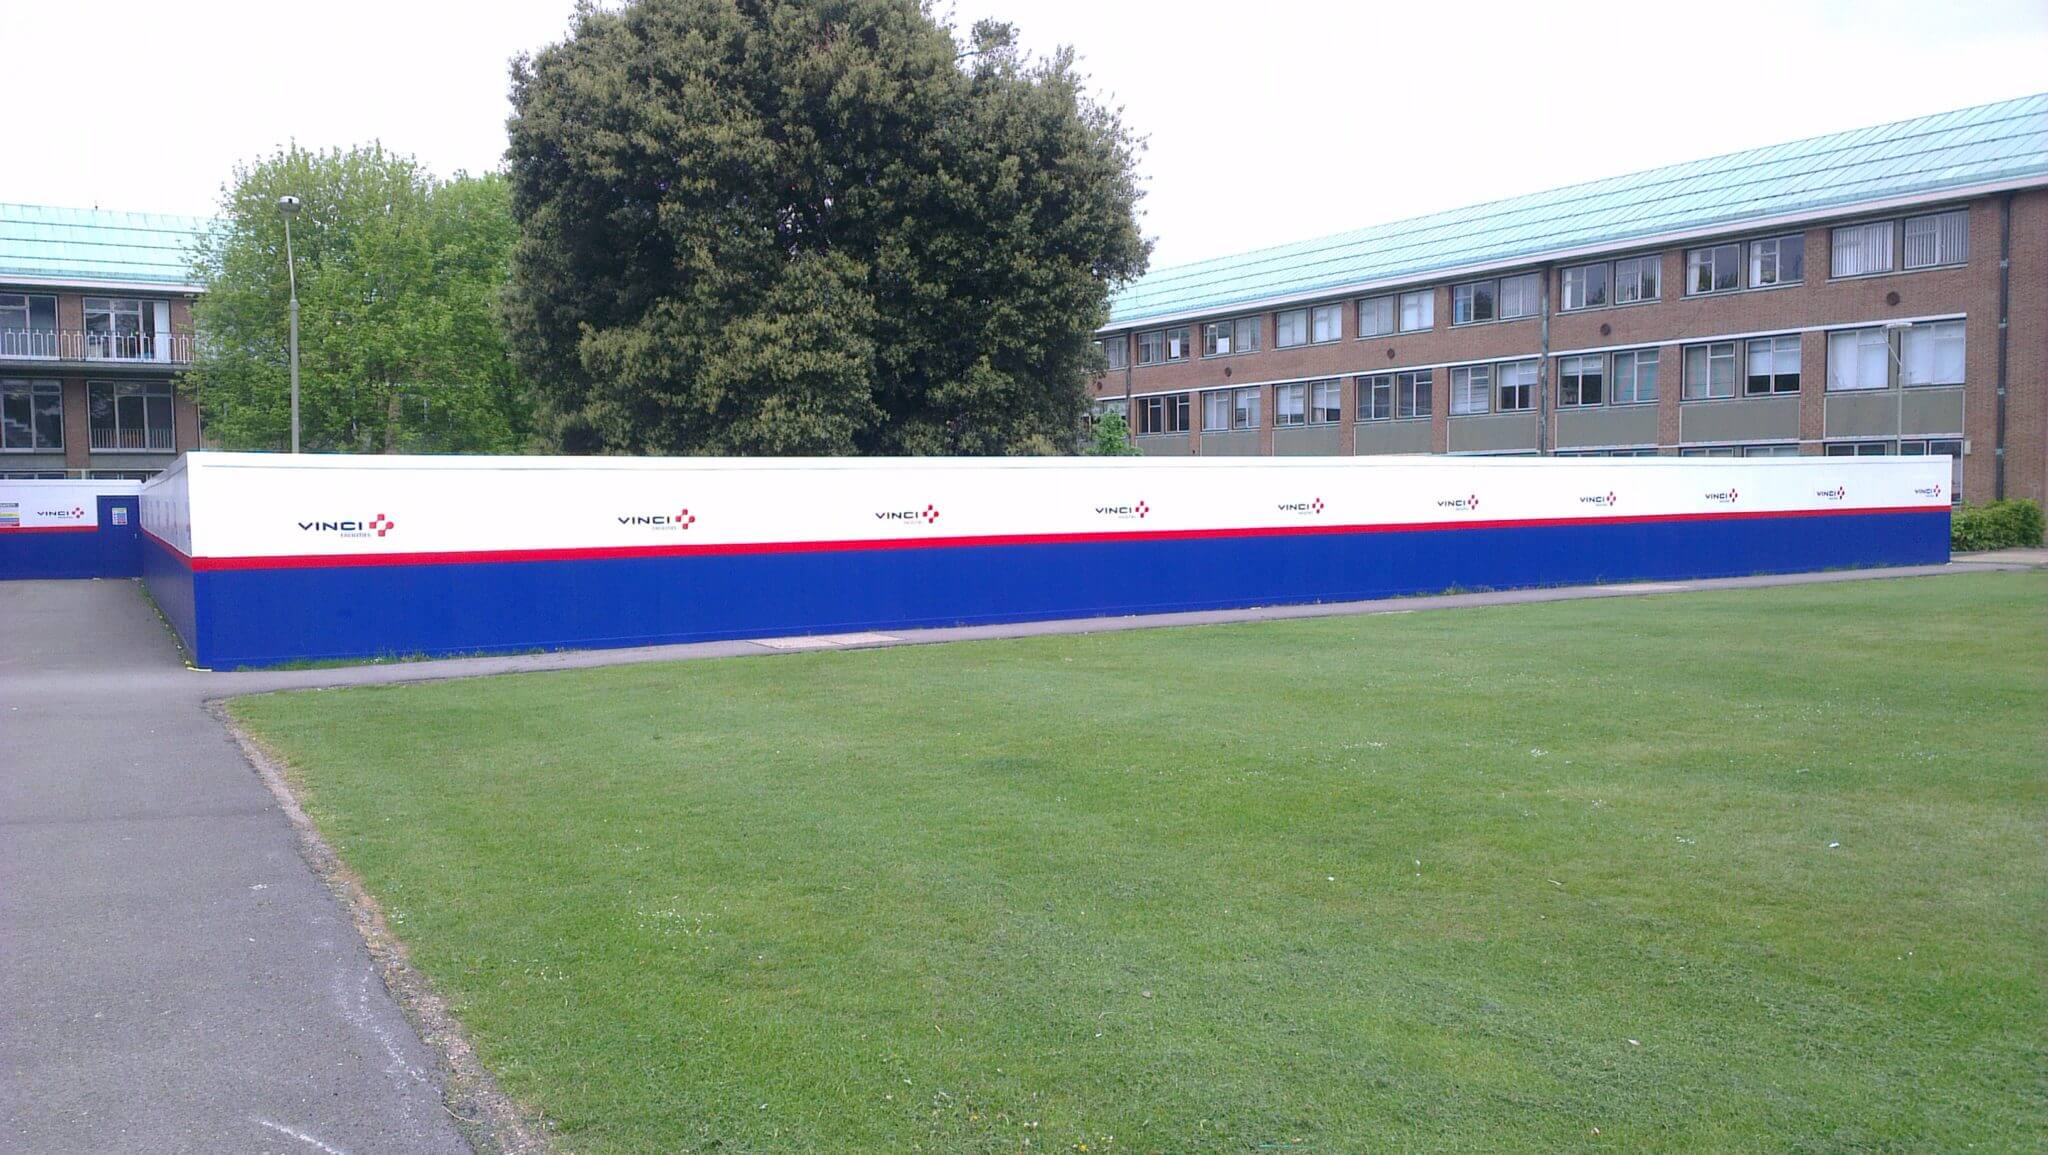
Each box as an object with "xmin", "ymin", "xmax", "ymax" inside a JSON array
[{"xmin": 230, "ymin": 572, "xmax": 2047, "ymax": 1153}]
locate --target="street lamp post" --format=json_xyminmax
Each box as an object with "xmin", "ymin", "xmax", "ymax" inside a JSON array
[{"xmin": 278, "ymin": 195, "xmax": 302, "ymax": 453}]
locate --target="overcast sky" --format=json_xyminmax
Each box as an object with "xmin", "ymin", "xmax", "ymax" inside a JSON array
[{"xmin": 12, "ymin": 0, "xmax": 2044, "ymax": 270}]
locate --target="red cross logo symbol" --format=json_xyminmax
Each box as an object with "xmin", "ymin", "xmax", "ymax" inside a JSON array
[
  {"xmin": 369, "ymin": 514, "xmax": 395, "ymax": 537},
  {"xmin": 676, "ymin": 509, "xmax": 696, "ymax": 529},
  {"xmin": 922, "ymin": 504, "xmax": 939, "ymax": 524},
  {"xmin": 1468, "ymin": 494, "xmax": 1479, "ymax": 511},
  {"xmin": 1135, "ymin": 500, "xmax": 1150, "ymax": 518},
  {"xmin": 1607, "ymin": 491, "xmax": 1617, "ymax": 506},
  {"xmin": 1728, "ymin": 489, "xmax": 1738, "ymax": 503},
  {"xmin": 71, "ymin": 506, "xmax": 84, "ymax": 518},
  {"xmin": 1311, "ymin": 497, "xmax": 1324, "ymax": 514}
]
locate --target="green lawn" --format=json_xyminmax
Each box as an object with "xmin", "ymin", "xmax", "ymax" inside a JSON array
[{"xmin": 230, "ymin": 573, "xmax": 2048, "ymax": 1153}]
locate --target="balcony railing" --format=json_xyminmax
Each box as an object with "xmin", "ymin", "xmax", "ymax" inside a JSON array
[{"xmin": 0, "ymin": 328, "xmax": 194, "ymax": 364}]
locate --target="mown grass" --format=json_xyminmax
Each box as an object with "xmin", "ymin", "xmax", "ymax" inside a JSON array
[{"xmin": 230, "ymin": 572, "xmax": 2047, "ymax": 1153}]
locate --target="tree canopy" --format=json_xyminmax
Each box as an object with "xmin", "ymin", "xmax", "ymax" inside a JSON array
[
  {"xmin": 503, "ymin": 0, "xmax": 1148, "ymax": 456},
  {"xmin": 188, "ymin": 144, "xmax": 533, "ymax": 453}
]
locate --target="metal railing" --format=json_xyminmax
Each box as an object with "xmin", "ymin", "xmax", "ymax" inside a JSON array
[{"xmin": 0, "ymin": 328, "xmax": 194, "ymax": 363}]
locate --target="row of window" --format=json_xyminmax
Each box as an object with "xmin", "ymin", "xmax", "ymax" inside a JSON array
[
  {"xmin": 0, "ymin": 379, "xmax": 178, "ymax": 452},
  {"xmin": 0, "ymin": 293, "xmax": 165, "ymax": 358},
  {"xmin": 1101, "ymin": 208, "xmax": 1972, "ymax": 368},
  {"xmin": 1127, "ymin": 319, "xmax": 1965, "ymax": 431}
]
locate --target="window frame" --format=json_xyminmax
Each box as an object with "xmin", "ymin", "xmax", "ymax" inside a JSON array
[
  {"xmin": 1900, "ymin": 319, "xmax": 1965, "ymax": 387},
  {"xmin": 1747, "ymin": 234, "xmax": 1805, "ymax": 288},
  {"xmin": 1903, "ymin": 209, "xmax": 1969, "ymax": 270},
  {"xmin": 1397, "ymin": 289, "xmax": 1434, "ymax": 333},
  {"xmin": 1274, "ymin": 382, "xmax": 1307, "ymax": 427},
  {"xmin": 1309, "ymin": 379, "xmax": 1343, "ymax": 424},
  {"xmin": 1825, "ymin": 327, "xmax": 1890, "ymax": 392},
  {"xmin": 1560, "ymin": 262, "xmax": 1609, "ymax": 311},
  {"xmin": 1233, "ymin": 386, "xmax": 1261, "ymax": 429},
  {"xmin": 1396, "ymin": 369, "xmax": 1433, "ymax": 419},
  {"xmin": 1201, "ymin": 316, "xmax": 1260, "ymax": 358},
  {"xmin": 87, "ymin": 379, "xmax": 176, "ymax": 451},
  {"xmin": 1743, "ymin": 334, "xmax": 1801, "ymax": 396},
  {"xmin": 1556, "ymin": 353, "xmax": 1605, "ymax": 408},
  {"xmin": 1449, "ymin": 364, "xmax": 1491, "ymax": 416},
  {"xmin": 1609, "ymin": 349, "xmax": 1659, "ymax": 405},
  {"xmin": 1830, "ymin": 220, "xmax": 1896, "ymax": 279},
  {"xmin": 1495, "ymin": 360, "xmax": 1538, "ymax": 412},
  {"xmin": 1309, "ymin": 304, "xmax": 1343, "ymax": 344},
  {"xmin": 1357, "ymin": 374, "xmax": 1393, "ymax": 422},
  {"xmin": 0, "ymin": 378, "xmax": 65, "ymax": 451},
  {"xmin": 1136, "ymin": 326, "xmax": 1189, "ymax": 366},
  {"xmin": 1681, "ymin": 341, "xmax": 1738, "ymax": 400},
  {"xmin": 1274, "ymin": 308, "xmax": 1310, "ymax": 349},
  {"xmin": 1357, "ymin": 295, "xmax": 1395, "ymax": 338},
  {"xmin": 1098, "ymin": 336, "xmax": 1128, "ymax": 371},
  {"xmin": 1612, "ymin": 255, "xmax": 1661, "ymax": 305},
  {"xmin": 1202, "ymin": 388, "xmax": 1233, "ymax": 431},
  {"xmin": 1685, "ymin": 243, "xmax": 1741, "ymax": 296}
]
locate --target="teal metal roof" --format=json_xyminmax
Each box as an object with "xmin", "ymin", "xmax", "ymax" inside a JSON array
[
  {"xmin": 1109, "ymin": 92, "xmax": 2048, "ymax": 328},
  {"xmin": 0, "ymin": 202, "xmax": 212, "ymax": 289}
]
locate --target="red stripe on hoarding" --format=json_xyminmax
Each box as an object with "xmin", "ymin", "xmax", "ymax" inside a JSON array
[
  {"xmin": 0, "ymin": 524, "xmax": 96, "ymax": 534},
  {"xmin": 161, "ymin": 505, "xmax": 1945, "ymax": 573}
]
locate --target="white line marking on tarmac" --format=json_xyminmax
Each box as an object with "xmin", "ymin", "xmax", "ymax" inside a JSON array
[
  {"xmin": 254, "ymin": 1118, "xmax": 350, "ymax": 1154},
  {"xmin": 754, "ymin": 631, "xmax": 902, "ymax": 650}
]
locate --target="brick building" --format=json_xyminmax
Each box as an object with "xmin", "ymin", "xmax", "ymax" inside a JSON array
[
  {"xmin": 1093, "ymin": 93, "xmax": 2048, "ymax": 505},
  {"xmin": 0, "ymin": 204, "xmax": 208, "ymax": 480}
]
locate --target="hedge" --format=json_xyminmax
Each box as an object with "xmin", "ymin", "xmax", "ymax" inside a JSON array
[{"xmin": 1951, "ymin": 499, "xmax": 2045, "ymax": 552}]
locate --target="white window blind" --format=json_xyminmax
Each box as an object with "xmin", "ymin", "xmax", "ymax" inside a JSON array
[
  {"xmin": 1826, "ymin": 328, "xmax": 1889, "ymax": 391},
  {"xmin": 1831, "ymin": 222, "xmax": 1895, "ymax": 277}
]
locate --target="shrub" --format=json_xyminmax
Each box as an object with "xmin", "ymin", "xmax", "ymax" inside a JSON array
[{"xmin": 1951, "ymin": 499, "xmax": 2045, "ymax": 552}]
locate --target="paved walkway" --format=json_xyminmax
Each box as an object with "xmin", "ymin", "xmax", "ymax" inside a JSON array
[
  {"xmin": 0, "ymin": 580, "xmax": 468, "ymax": 1155},
  {"xmin": 0, "ymin": 557, "xmax": 2032, "ymax": 1151}
]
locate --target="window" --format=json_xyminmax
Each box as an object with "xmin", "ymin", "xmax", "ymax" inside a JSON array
[
  {"xmin": 1137, "ymin": 327, "xmax": 1188, "ymax": 365},
  {"xmin": 1358, "ymin": 295, "xmax": 1395, "ymax": 337},
  {"xmin": 1613, "ymin": 255, "xmax": 1660, "ymax": 304},
  {"xmin": 1686, "ymin": 244, "xmax": 1740, "ymax": 294},
  {"xmin": 1610, "ymin": 349, "xmax": 1659, "ymax": 404},
  {"xmin": 1203, "ymin": 389, "xmax": 1233, "ymax": 431},
  {"xmin": 1904, "ymin": 210, "xmax": 1968, "ymax": 269},
  {"xmin": 1453, "ymin": 274, "xmax": 1539, "ymax": 323},
  {"xmin": 1901, "ymin": 320, "xmax": 1964, "ymax": 386},
  {"xmin": 1397, "ymin": 370, "xmax": 1432, "ymax": 418},
  {"xmin": 1275, "ymin": 308, "xmax": 1309, "ymax": 348},
  {"xmin": 1202, "ymin": 316, "xmax": 1260, "ymax": 357},
  {"xmin": 1557, "ymin": 354, "xmax": 1604, "ymax": 407},
  {"xmin": 1450, "ymin": 365, "xmax": 1490, "ymax": 415},
  {"xmin": 1310, "ymin": 379, "xmax": 1342, "ymax": 423},
  {"xmin": 1682, "ymin": 342, "xmax": 1737, "ymax": 399},
  {"xmin": 1744, "ymin": 335, "xmax": 1801, "ymax": 395},
  {"xmin": 1748, "ymin": 235, "xmax": 1804, "ymax": 287},
  {"xmin": 1497, "ymin": 273, "xmax": 1540, "ymax": 319},
  {"xmin": 83, "ymin": 297, "xmax": 157, "ymax": 360},
  {"xmin": 1741, "ymin": 444, "xmax": 1800, "ymax": 457},
  {"xmin": 1358, "ymin": 375, "xmax": 1392, "ymax": 421},
  {"xmin": 1826, "ymin": 328, "xmax": 1888, "ymax": 391},
  {"xmin": 1310, "ymin": 304, "xmax": 1342, "ymax": 344},
  {"xmin": 1831, "ymin": 221, "xmax": 1895, "ymax": 277},
  {"xmin": 1451, "ymin": 281, "xmax": 1494, "ymax": 324},
  {"xmin": 1275, "ymin": 383, "xmax": 1306, "ymax": 426},
  {"xmin": 1233, "ymin": 387, "xmax": 1261, "ymax": 429},
  {"xmin": 88, "ymin": 380, "xmax": 175, "ymax": 450},
  {"xmin": 1681, "ymin": 446, "xmax": 1740, "ymax": 457},
  {"xmin": 1398, "ymin": 290, "xmax": 1433, "ymax": 332},
  {"xmin": 1496, "ymin": 360, "xmax": 1537, "ymax": 412},
  {"xmin": 0, "ymin": 293, "xmax": 58, "ymax": 358},
  {"xmin": 1, "ymin": 379, "xmax": 64, "ymax": 450},
  {"xmin": 1137, "ymin": 393, "xmax": 1189, "ymax": 434},
  {"xmin": 1098, "ymin": 337, "xmax": 1128, "ymax": 371},
  {"xmin": 1561, "ymin": 263, "xmax": 1608, "ymax": 311}
]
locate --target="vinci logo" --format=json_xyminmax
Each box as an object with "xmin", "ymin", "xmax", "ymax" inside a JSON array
[
  {"xmin": 1815, "ymin": 486, "xmax": 1847, "ymax": 501},
  {"xmin": 34, "ymin": 505, "xmax": 88, "ymax": 520},
  {"xmin": 1435, "ymin": 494, "xmax": 1481, "ymax": 512},
  {"xmin": 1703, "ymin": 489, "xmax": 1739, "ymax": 504},
  {"xmin": 619, "ymin": 509, "xmax": 695, "ymax": 530},
  {"xmin": 875, "ymin": 504, "xmax": 941, "ymax": 525},
  {"xmin": 298, "ymin": 514, "xmax": 396, "ymax": 538},
  {"xmin": 1578, "ymin": 491, "xmax": 1619, "ymax": 507},
  {"xmin": 1914, "ymin": 484, "xmax": 1944, "ymax": 499},
  {"xmin": 1095, "ymin": 500, "xmax": 1149, "ymax": 519},
  {"xmin": 1276, "ymin": 497, "xmax": 1325, "ymax": 515}
]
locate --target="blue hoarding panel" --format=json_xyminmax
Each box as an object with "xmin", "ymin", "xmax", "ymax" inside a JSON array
[{"xmin": 163, "ymin": 510, "xmax": 1947, "ymax": 669}]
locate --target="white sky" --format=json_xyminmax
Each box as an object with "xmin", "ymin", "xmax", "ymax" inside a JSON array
[{"xmin": 12, "ymin": 0, "xmax": 2045, "ymax": 270}]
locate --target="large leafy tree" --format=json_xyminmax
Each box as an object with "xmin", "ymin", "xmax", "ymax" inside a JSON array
[
  {"xmin": 503, "ymin": 1, "xmax": 1148, "ymax": 456},
  {"xmin": 188, "ymin": 145, "xmax": 533, "ymax": 453}
]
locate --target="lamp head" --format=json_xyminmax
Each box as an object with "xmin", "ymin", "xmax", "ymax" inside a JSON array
[{"xmin": 277, "ymin": 195, "xmax": 301, "ymax": 218}]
